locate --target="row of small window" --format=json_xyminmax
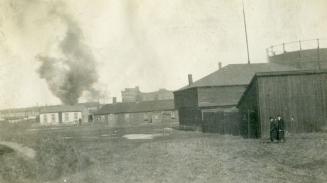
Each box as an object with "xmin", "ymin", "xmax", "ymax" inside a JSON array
[
  {"xmin": 43, "ymin": 112, "xmax": 79, "ymax": 123},
  {"xmin": 120, "ymin": 112, "xmax": 176, "ymax": 120}
]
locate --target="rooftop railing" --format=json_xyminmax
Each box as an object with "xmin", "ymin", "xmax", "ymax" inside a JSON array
[{"xmin": 266, "ymin": 38, "xmax": 327, "ymax": 57}]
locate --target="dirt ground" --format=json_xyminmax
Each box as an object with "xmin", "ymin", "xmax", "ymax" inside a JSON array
[{"xmin": 1, "ymin": 122, "xmax": 327, "ymax": 183}]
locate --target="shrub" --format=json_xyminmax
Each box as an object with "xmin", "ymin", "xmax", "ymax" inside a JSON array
[
  {"xmin": 35, "ymin": 136, "xmax": 91, "ymax": 181},
  {"xmin": 0, "ymin": 149, "xmax": 37, "ymax": 183}
]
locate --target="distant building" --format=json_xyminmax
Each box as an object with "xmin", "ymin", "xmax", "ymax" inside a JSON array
[
  {"xmin": 174, "ymin": 63, "xmax": 298, "ymax": 132},
  {"xmin": 121, "ymin": 87, "xmax": 173, "ymax": 103},
  {"xmin": 39, "ymin": 105, "xmax": 87, "ymax": 125},
  {"xmin": 94, "ymin": 100, "xmax": 178, "ymax": 127},
  {"xmin": 121, "ymin": 86, "xmax": 142, "ymax": 103},
  {"xmin": 0, "ymin": 102, "xmax": 101, "ymax": 125},
  {"xmin": 141, "ymin": 89, "xmax": 174, "ymax": 101},
  {"xmin": 238, "ymin": 70, "xmax": 327, "ymax": 138},
  {"xmin": 0, "ymin": 107, "xmax": 40, "ymax": 123}
]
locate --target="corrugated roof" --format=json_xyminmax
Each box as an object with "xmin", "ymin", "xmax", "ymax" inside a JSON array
[
  {"xmin": 177, "ymin": 63, "xmax": 298, "ymax": 91},
  {"xmin": 95, "ymin": 100, "xmax": 175, "ymax": 115}
]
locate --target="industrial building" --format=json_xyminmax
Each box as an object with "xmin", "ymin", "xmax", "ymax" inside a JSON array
[
  {"xmin": 121, "ymin": 87, "xmax": 173, "ymax": 103},
  {"xmin": 267, "ymin": 39, "xmax": 327, "ymax": 70},
  {"xmin": 174, "ymin": 63, "xmax": 297, "ymax": 133},
  {"xmin": 94, "ymin": 99, "xmax": 178, "ymax": 127},
  {"xmin": 237, "ymin": 70, "xmax": 327, "ymax": 138}
]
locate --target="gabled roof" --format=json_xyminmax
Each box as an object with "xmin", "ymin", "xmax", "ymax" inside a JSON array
[
  {"xmin": 176, "ymin": 63, "xmax": 298, "ymax": 92},
  {"xmin": 95, "ymin": 100, "xmax": 175, "ymax": 115}
]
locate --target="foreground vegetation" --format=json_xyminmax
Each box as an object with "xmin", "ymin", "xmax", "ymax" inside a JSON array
[{"xmin": 0, "ymin": 121, "xmax": 327, "ymax": 183}]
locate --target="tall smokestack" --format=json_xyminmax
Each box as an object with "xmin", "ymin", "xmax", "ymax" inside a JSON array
[
  {"xmin": 188, "ymin": 74, "xmax": 193, "ymax": 86},
  {"xmin": 218, "ymin": 62, "xmax": 222, "ymax": 70},
  {"xmin": 112, "ymin": 97, "xmax": 117, "ymax": 104}
]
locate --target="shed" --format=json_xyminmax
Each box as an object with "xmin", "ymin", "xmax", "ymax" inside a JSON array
[{"xmin": 237, "ymin": 70, "xmax": 327, "ymax": 138}]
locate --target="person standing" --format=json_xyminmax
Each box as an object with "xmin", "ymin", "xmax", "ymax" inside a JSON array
[
  {"xmin": 78, "ymin": 118, "xmax": 82, "ymax": 126},
  {"xmin": 269, "ymin": 117, "xmax": 277, "ymax": 142},
  {"xmin": 277, "ymin": 115, "xmax": 285, "ymax": 142}
]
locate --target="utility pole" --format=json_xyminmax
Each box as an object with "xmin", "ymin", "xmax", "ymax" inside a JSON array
[
  {"xmin": 247, "ymin": 109, "xmax": 250, "ymax": 138},
  {"xmin": 242, "ymin": 0, "xmax": 250, "ymax": 64},
  {"xmin": 317, "ymin": 38, "xmax": 321, "ymax": 70}
]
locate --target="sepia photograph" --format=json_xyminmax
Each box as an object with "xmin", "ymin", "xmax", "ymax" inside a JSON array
[{"xmin": 0, "ymin": 0, "xmax": 327, "ymax": 182}]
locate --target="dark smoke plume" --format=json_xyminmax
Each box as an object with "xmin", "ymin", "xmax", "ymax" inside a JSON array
[{"xmin": 37, "ymin": 3, "xmax": 98, "ymax": 105}]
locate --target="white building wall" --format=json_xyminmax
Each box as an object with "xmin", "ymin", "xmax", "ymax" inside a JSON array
[
  {"xmin": 40, "ymin": 113, "xmax": 59, "ymax": 125},
  {"xmin": 62, "ymin": 112, "xmax": 82, "ymax": 123}
]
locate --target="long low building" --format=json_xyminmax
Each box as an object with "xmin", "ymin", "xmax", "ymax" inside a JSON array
[
  {"xmin": 94, "ymin": 100, "xmax": 178, "ymax": 127},
  {"xmin": 0, "ymin": 102, "xmax": 101, "ymax": 125},
  {"xmin": 237, "ymin": 70, "xmax": 327, "ymax": 138},
  {"xmin": 38, "ymin": 102, "xmax": 101, "ymax": 125},
  {"xmin": 0, "ymin": 107, "xmax": 40, "ymax": 123},
  {"xmin": 39, "ymin": 105, "xmax": 88, "ymax": 125}
]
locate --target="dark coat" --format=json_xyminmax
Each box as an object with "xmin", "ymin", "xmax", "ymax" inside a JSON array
[
  {"xmin": 270, "ymin": 120, "xmax": 278, "ymax": 141},
  {"xmin": 277, "ymin": 118, "xmax": 285, "ymax": 131},
  {"xmin": 277, "ymin": 118, "xmax": 285, "ymax": 140}
]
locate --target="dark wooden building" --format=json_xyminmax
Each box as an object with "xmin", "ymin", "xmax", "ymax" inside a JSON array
[
  {"xmin": 174, "ymin": 63, "xmax": 297, "ymax": 134},
  {"xmin": 237, "ymin": 70, "xmax": 327, "ymax": 138}
]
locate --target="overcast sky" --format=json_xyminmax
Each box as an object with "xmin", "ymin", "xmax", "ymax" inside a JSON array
[{"xmin": 0, "ymin": 0, "xmax": 326, "ymax": 109}]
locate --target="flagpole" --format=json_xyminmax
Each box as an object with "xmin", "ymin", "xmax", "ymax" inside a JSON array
[{"xmin": 242, "ymin": 0, "xmax": 250, "ymax": 64}]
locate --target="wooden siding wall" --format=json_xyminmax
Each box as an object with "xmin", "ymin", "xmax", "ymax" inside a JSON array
[
  {"xmin": 258, "ymin": 73, "xmax": 327, "ymax": 138},
  {"xmin": 197, "ymin": 86, "xmax": 247, "ymax": 107},
  {"xmin": 238, "ymin": 80, "xmax": 260, "ymax": 138},
  {"xmin": 202, "ymin": 111, "xmax": 241, "ymax": 135},
  {"xmin": 174, "ymin": 88, "xmax": 198, "ymax": 109},
  {"xmin": 178, "ymin": 107, "xmax": 202, "ymax": 127}
]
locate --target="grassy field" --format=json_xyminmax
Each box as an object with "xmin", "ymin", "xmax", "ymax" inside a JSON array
[{"xmin": 0, "ymin": 121, "xmax": 327, "ymax": 183}]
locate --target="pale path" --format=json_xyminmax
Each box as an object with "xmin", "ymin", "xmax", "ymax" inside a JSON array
[{"xmin": 0, "ymin": 141, "xmax": 36, "ymax": 159}]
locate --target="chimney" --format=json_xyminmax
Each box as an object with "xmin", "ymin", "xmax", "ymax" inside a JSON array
[
  {"xmin": 188, "ymin": 74, "xmax": 193, "ymax": 86},
  {"xmin": 218, "ymin": 62, "xmax": 222, "ymax": 70},
  {"xmin": 112, "ymin": 97, "xmax": 117, "ymax": 104}
]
